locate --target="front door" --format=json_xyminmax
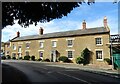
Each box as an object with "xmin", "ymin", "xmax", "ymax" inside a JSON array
[{"xmin": 51, "ymin": 50, "xmax": 56, "ymax": 62}]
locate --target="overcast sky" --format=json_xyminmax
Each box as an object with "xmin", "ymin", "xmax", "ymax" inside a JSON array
[{"xmin": 2, "ymin": 2, "xmax": 118, "ymax": 42}]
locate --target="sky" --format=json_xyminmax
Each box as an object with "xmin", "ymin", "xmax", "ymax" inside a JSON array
[{"xmin": 2, "ymin": 2, "xmax": 118, "ymax": 42}]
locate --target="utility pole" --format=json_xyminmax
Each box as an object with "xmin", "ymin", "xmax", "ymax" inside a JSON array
[{"xmin": 110, "ymin": 37, "xmax": 114, "ymax": 70}]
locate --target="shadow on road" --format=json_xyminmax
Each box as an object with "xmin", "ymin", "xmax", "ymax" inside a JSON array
[{"xmin": 2, "ymin": 64, "xmax": 31, "ymax": 84}]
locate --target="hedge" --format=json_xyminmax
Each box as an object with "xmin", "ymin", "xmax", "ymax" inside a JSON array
[
  {"xmin": 58, "ymin": 56, "xmax": 71, "ymax": 63},
  {"xmin": 12, "ymin": 57, "xmax": 16, "ymax": 60},
  {"xmin": 6, "ymin": 55, "xmax": 11, "ymax": 59},
  {"xmin": 31, "ymin": 56, "xmax": 35, "ymax": 61},
  {"xmin": 104, "ymin": 58, "xmax": 112, "ymax": 65},
  {"xmin": 2, "ymin": 56, "xmax": 6, "ymax": 60},
  {"xmin": 24, "ymin": 56, "xmax": 30, "ymax": 60}
]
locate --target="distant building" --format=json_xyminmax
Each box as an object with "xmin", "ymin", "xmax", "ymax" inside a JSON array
[
  {"xmin": 4, "ymin": 17, "xmax": 110, "ymax": 65},
  {"xmin": 107, "ymin": 34, "xmax": 120, "ymax": 69},
  {"xmin": 1, "ymin": 42, "xmax": 5, "ymax": 56}
]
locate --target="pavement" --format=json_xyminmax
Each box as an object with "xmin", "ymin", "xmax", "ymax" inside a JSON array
[{"xmin": 1, "ymin": 60, "xmax": 120, "ymax": 79}]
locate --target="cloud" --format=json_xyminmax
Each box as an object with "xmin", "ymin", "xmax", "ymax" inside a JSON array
[{"xmin": 2, "ymin": 15, "xmax": 118, "ymax": 42}]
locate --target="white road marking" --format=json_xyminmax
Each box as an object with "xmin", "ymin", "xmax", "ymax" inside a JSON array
[{"xmin": 57, "ymin": 71, "xmax": 90, "ymax": 84}]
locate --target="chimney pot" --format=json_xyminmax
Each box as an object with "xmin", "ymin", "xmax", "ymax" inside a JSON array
[
  {"xmin": 82, "ymin": 20, "xmax": 86, "ymax": 29},
  {"xmin": 39, "ymin": 27, "xmax": 44, "ymax": 35},
  {"xmin": 103, "ymin": 16, "xmax": 107, "ymax": 28},
  {"xmin": 17, "ymin": 31, "xmax": 20, "ymax": 37}
]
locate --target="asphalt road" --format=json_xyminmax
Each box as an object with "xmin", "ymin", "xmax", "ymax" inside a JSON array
[{"xmin": 2, "ymin": 61, "xmax": 120, "ymax": 84}]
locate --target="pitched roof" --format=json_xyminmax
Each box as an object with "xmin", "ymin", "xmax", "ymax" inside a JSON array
[{"xmin": 11, "ymin": 27, "xmax": 109, "ymax": 41}]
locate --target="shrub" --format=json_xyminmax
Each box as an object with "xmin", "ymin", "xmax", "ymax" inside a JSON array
[
  {"xmin": 104, "ymin": 58, "xmax": 112, "ymax": 65},
  {"xmin": 37, "ymin": 58, "xmax": 42, "ymax": 61},
  {"xmin": 12, "ymin": 57, "xmax": 16, "ymax": 60},
  {"xmin": 6, "ymin": 55, "xmax": 11, "ymax": 59},
  {"xmin": 2, "ymin": 56, "xmax": 6, "ymax": 60},
  {"xmin": 58, "ymin": 56, "xmax": 70, "ymax": 63},
  {"xmin": 19, "ymin": 57, "xmax": 22, "ymax": 60},
  {"xmin": 42, "ymin": 58, "xmax": 50, "ymax": 62},
  {"xmin": 24, "ymin": 56, "xmax": 30, "ymax": 60},
  {"xmin": 76, "ymin": 57, "xmax": 83, "ymax": 64},
  {"xmin": 31, "ymin": 56, "xmax": 35, "ymax": 61}
]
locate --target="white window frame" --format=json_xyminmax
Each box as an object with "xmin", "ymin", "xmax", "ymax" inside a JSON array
[
  {"xmin": 39, "ymin": 51, "xmax": 44, "ymax": 59},
  {"xmin": 26, "ymin": 43, "xmax": 30, "ymax": 49},
  {"xmin": 67, "ymin": 51, "xmax": 73, "ymax": 59},
  {"xmin": 95, "ymin": 37, "xmax": 103, "ymax": 46},
  {"xmin": 67, "ymin": 40, "xmax": 73, "ymax": 47},
  {"xmin": 52, "ymin": 41, "xmax": 57, "ymax": 47},
  {"xmin": 38, "ymin": 50, "xmax": 44, "ymax": 59},
  {"xmin": 95, "ymin": 49, "xmax": 103, "ymax": 61},
  {"xmin": 12, "ymin": 52, "xmax": 16, "ymax": 57},
  {"xmin": 6, "ymin": 51, "xmax": 10, "ymax": 55},
  {"xmin": 13, "ymin": 44, "xmax": 16, "ymax": 50},
  {"xmin": 18, "ymin": 46, "xmax": 22, "ymax": 53},
  {"xmin": 40, "ymin": 42, "xmax": 44, "ymax": 48},
  {"xmin": 66, "ymin": 38, "xmax": 74, "ymax": 47}
]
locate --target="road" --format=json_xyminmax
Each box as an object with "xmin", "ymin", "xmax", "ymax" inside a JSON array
[{"xmin": 2, "ymin": 60, "xmax": 120, "ymax": 84}]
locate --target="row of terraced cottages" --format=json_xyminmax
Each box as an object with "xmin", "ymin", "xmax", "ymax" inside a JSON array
[{"xmin": 4, "ymin": 17, "xmax": 110, "ymax": 65}]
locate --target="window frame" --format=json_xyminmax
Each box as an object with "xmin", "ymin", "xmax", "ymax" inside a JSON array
[
  {"xmin": 39, "ymin": 51, "xmax": 43, "ymax": 59},
  {"xmin": 67, "ymin": 40, "xmax": 73, "ymax": 47},
  {"xmin": 12, "ymin": 53, "xmax": 16, "ymax": 57},
  {"xmin": 12, "ymin": 44, "xmax": 16, "ymax": 50},
  {"xmin": 67, "ymin": 51, "xmax": 73, "ymax": 59},
  {"xmin": 95, "ymin": 49, "xmax": 103, "ymax": 61},
  {"xmin": 95, "ymin": 37, "xmax": 103, "ymax": 46},
  {"xmin": 18, "ymin": 46, "xmax": 22, "ymax": 52},
  {"xmin": 40, "ymin": 42, "xmax": 44, "ymax": 48},
  {"xmin": 26, "ymin": 43, "xmax": 30, "ymax": 49},
  {"xmin": 52, "ymin": 41, "xmax": 57, "ymax": 47}
]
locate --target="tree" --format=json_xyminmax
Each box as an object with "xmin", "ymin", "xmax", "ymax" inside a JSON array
[
  {"xmin": 81, "ymin": 48, "xmax": 91, "ymax": 65},
  {"xmin": 2, "ymin": 2, "xmax": 95, "ymax": 28}
]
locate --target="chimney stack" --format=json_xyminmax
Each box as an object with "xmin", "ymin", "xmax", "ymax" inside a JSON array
[
  {"xmin": 17, "ymin": 31, "xmax": 20, "ymax": 37},
  {"xmin": 82, "ymin": 20, "xmax": 86, "ymax": 29},
  {"xmin": 103, "ymin": 16, "xmax": 107, "ymax": 28},
  {"xmin": 39, "ymin": 27, "xmax": 44, "ymax": 35}
]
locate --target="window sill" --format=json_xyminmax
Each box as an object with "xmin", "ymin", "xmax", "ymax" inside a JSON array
[
  {"xmin": 96, "ymin": 59, "xmax": 103, "ymax": 61},
  {"xmin": 96, "ymin": 44, "xmax": 103, "ymax": 46},
  {"xmin": 52, "ymin": 46, "xmax": 57, "ymax": 48},
  {"xmin": 67, "ymin": 46, "xmax": 73, "ymax": 47},
  {"xmin": 68, "ymin": 58, "xmax": 73, "ymax": 60}
]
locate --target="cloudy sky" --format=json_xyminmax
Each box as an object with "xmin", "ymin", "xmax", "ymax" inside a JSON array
[{"xmin": 2, "ymin": 2, "xmax": 118, "ymax": 42}]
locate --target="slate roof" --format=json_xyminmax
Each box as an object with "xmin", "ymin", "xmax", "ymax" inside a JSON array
[{"xmin": 11, "ymin": 27, "xmax": 109, "ymax": 41}]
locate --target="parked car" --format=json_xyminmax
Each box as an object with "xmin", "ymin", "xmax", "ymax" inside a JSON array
[{"xmin": 0, "ymin": 52, "xmax": 5, "ymax": 57}]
